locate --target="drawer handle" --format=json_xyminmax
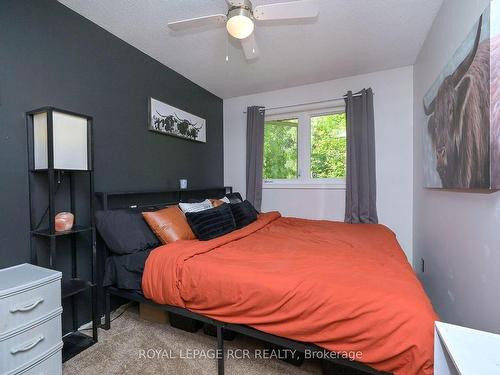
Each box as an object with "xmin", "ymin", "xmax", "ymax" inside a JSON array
[
  {"xmin": 9, "ymin": 298, "xmax": 44, "ymax": 313},
  {"xmin": 10, "ymin": 335, "xmax": 45, "ymax": 354}
]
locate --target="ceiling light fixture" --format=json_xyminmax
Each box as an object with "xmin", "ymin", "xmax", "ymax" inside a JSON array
[
  {"xmin": 226, "ymin": 3, "xmax": 254, "ymax": 39},
  {"xmin": 168, "ymin": 0, "xmax": 320, "ymax": 61}
]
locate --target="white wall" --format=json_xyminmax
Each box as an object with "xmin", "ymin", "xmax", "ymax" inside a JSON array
[
  {"xmin": 224, "ymin": 66, "xmax": 414, "ymax": 260},
  {"xmin": 413, "ymin": 0, "xmax": 500, "ymax": 333}
]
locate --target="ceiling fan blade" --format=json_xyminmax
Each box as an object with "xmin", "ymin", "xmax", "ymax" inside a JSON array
[
  {"xmin": 168, "ymin": 14, "xmax": 227, "ymax": 31},
  {"xmin": 253, "ymin": 0, "xmax": 319, "ymax": 21},
  {"xmin": 241, "ymin": 33, "xmax": 259, "ymax": 60}
]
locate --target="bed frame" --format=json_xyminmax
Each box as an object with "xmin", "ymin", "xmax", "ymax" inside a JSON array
[{"xmin": 95, "ymin": 188, "xmax": 390, "ymax": 375}]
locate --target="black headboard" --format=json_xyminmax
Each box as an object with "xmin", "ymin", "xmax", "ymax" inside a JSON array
[{"xmin": 95, "ymin": 186, "xmax": 233, "ymax": 211}]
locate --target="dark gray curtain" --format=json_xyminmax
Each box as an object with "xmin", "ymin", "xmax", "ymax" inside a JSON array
[
  {"xmin": 344, "ymin": 89, "xmax": 378, "ymax": 224},
  {"xmin": 246, "ymin": 106, "xmax": 265, "ymax": 211}
]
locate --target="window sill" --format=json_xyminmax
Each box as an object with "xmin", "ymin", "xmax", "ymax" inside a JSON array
[{"xmin": 263, "ymin": 181, "xmax": 346, "ymax": 190}]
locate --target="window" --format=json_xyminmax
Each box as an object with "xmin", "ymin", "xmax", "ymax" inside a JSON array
[
  {"xmin": 310, "ymin": 113, "xmax": 346, "ymax": 179},
  {"xmin": 263, "ymin": 118, "xmax": 298, "ymax": 179},
  {"xmin": 263, "ymin": 108, "xmax": 346, "ymax": 186}
]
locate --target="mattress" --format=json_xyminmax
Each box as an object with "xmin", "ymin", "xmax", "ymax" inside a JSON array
[{"xmin": 142, "ymin": 212, "xmax": 438, "ymax": 375}]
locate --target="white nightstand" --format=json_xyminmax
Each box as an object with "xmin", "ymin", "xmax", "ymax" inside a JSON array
[
  {"xmin": 435, "ymin": 321, "xmax": 500, "ymax": 375},
  {"xmin": 0, "ymin": 263, "xmax": 62, "ymax": 375}
]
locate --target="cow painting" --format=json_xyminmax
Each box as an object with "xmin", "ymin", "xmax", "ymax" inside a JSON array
[
  {"xmin": 148, "ymin": 97, "xmax": 206, "ymax": 143},
  {"xmin": 423, "ymin": 3, "xmax": 500, "ymax": 190}
]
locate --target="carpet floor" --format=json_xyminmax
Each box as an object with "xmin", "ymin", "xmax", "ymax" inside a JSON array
[{"xmin": 63, "ymin": 305, "xmax": 322, "ymax": 375}]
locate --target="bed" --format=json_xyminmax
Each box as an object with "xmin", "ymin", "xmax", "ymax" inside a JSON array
[{"xmin": 96, "ymin": 189, "xmax": 437, "ymax": 375}]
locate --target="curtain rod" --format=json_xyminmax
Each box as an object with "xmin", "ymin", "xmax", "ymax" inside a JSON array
[{"xmin": 242, "ymin": 92, "xmax": 371, "ymax": 114}]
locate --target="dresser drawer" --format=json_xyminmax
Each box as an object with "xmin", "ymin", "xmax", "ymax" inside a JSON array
[
  {"xmin": 0, "ymin": 310, "xmax": 62, "ymax": 375},
  {"xmin": 0, "ymin": 279, "xmax": 61, "ymax": 335},
  {"xmin": 17, "ymin": 345, "xmax": 62, "ymax": 375}
]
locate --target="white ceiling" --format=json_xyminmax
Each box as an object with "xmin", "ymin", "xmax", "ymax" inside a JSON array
[{"xmin": 58, "ymin": 0, "xmax": 443, "ymax": 99}]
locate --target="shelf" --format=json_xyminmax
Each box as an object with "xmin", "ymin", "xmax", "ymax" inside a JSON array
[
  {"xmin": 29, "ymin": 168, "xmax": 92, "ymax": 173},
  {"xmin": 62, "ymin": 331, "xmax": 96, "ymax": 362},
  {"xmin": 62, "ymin": 279, "xmax": 93, "ymax": 299},
  {"xmin": 31, "ymin": 225, "xmax": 93, "ymax": 237},
  {"xmin": 27, "ymin": 106, "xmax": 98, "ymax": 351},
  {"xmin": 95, "ymin": 186, "xmax": 230, "ymax": 197}
]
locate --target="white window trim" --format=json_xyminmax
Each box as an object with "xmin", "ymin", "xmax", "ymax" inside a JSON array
[
  {"xmin": 263, "ymin": 103, "xmax": 346, "ymax": 190},
  {"xmin": 263, "ymin": 180, "xmax": 346, "ymax": 190}
]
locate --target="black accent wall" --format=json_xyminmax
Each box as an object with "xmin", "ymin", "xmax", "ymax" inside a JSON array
[{"xmin": 0, "ymin": 0, "xmax": 224, "ymax": 269}]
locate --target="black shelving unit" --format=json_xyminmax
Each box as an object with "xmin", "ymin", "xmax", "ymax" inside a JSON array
[{"xmin": 26, "ymin": 107, "xmax": 98, "ymax": 362}]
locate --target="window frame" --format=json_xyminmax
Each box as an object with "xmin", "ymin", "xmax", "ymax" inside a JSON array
[{"xmin": 263, "ymin": 104, "xmax": 347, "ymax": 190}]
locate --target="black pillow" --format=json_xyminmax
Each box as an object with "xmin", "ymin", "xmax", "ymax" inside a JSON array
[
  {"xmin": 230, "ymin": 200, "xmax": 258, "ymax": 229},
  {"xmin": 95, "ymin": 210, "xmax": 160, "ymax": 254},
  {"xmin": 225, "ymin": 192, "xmax": 243, "ymax": 204},
  {"xmin": 185, "ymin": 203, "xmax": 236, "ymax": 241}
]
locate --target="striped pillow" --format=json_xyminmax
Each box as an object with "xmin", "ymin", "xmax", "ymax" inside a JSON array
[
  {"xmin": 225, "ymin": 193, "xmax": 243, "ymax": 203},
  {"xmin": 185, "ymin": 204, "xmax": 236, "ymax": 240},
  {"xmin": 179, "ymin": 199, "xmax": 213, "ymax": 213},
  {"xmin": 230, "ymin": 200, "xmax": 257, "ymax": 229}
]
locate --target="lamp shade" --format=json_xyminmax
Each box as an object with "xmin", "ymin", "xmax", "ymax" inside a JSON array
[
  {"xmin": 28, "ymin": 108, "xmax": 91, "ymax": 171},
  {"xmin": 226, "ymin": 7, "xmax": 254, "ymax": 39}
]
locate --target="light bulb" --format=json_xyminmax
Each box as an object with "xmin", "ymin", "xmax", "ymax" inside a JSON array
[{"xmin": 226, "ymin": 8, "xmax": 254, "ymax": 39}]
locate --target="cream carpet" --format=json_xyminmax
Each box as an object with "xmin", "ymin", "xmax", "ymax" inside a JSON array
[{"xmin": 63, "ymin": 305, "xmax": 322, "ymax": 375}]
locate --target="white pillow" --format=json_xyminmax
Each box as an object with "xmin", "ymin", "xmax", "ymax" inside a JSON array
[
  {"xmin": 220, "ymin": 196, "xmax": 231, "ymax": 204},
  {"xmin": 179, "ymin": 199, "xmax": 213, "ymax": 213}
]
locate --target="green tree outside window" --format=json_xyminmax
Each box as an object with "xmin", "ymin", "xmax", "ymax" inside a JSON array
[
  {"xmin": 263, "ymin": 119, "xmax": 298, "ymax": 179},
  {"xmin": 311, "ymin": 113, "xmax": 346, "ymax": 179},
  {"xmin": 263, "ymin": 113, "xmax": 346, "ymax": 180}
]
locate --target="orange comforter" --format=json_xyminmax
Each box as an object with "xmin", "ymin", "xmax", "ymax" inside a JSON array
[{"xmin": 143, "ymin": 212, "xmax": 437, "ymax": 375}]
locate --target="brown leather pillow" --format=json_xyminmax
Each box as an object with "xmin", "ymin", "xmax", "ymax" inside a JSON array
[
  {"xmin": 142, "ymin": 206, "xmax": 196, "ymax": 244},
  {"xmin": 210, "ymin": 199, "xmax": 224, "ymax": 208}
]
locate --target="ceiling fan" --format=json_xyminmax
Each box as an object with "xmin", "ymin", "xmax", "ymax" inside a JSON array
[{"xmin": 167, "ymin": 0, "xmax": 319, "ymax": 60}]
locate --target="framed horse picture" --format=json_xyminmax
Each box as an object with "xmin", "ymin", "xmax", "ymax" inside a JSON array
[{"xmin": 148, "ymin": 97, "xmax": 206, "ymax": 143}]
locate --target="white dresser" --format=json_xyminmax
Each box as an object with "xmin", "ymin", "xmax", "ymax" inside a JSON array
[
  {"xmin": 0, "ymin": 263, "xmax": 62, "ymax": 375},
  {"xmin": 435, "ymin": 321, "xmax": 500, "ymax": 375}
]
